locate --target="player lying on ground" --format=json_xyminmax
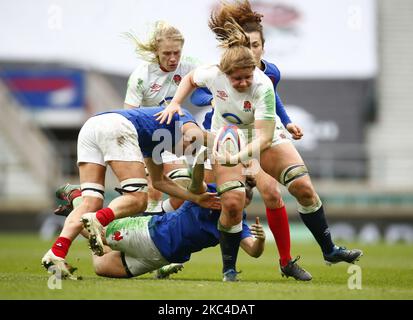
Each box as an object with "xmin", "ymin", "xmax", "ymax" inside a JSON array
[{"xmin": 53, "ymin": 149, "xmax": 266, "ymax": 280}]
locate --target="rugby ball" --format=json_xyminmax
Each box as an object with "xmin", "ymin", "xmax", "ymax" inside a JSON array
[{"xmin": 213, "ymin": 125, "xmax": 246, "ymax": 167}]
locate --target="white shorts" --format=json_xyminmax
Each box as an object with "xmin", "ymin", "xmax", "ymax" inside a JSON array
[
  {"xmin": 77, "ymin": 113, "xmax": 144, "ymax": 166},
  {"xmin": 105, "ymin": 216, "xmax": 168, "ymax": 277},
  {"xmin": 271, "ymin": 125, "xmax": 292, "ymax": 147}
]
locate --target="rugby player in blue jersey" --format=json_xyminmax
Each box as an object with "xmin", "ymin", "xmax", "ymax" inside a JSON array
[
  {"xmin": 41, "ymin": 107, "xmax": 220, "ymax": 279},
  {"xmin": 52, "ymin": 149, "xmax": 265, "ymax": 280}
]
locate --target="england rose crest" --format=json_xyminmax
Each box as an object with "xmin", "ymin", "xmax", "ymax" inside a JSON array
[{"xmin": 173, "ymin": 74, "xmax": 182, "ymax": 85}]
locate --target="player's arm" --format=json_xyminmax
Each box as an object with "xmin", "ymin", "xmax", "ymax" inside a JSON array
[
  {"xmin": 275, "ymin": 93, "xmax": 291, "ymax": 127},
  {"xmin": 243, "ymin": 119, "xmax": 274, "ymax": 159},
  {"xmin": 144, "ymin": 157, "xmax": 219, "ymax": 209},
  {"xmin": 188, "ymin": 147, "xmax": 208, "ymax": 194},
  {"xmin": 214, "ymin": 119, "xmax": 274, "ymax": 166},
  {"xmin": 240, "ymin": 217, "xmax": 265, "ymax": 258},
  {"xmin": 155, "ymin": 70, "xmax": 198, "ymax": 124},
  {"xmin": 275, "ymin": 94, "xmax": 303, "ymax": 140}
]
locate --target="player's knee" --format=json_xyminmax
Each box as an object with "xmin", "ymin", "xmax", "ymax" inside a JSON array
[
  {"xmin": 129, "ymin": 192, "xmax": 149, "ymax": 213},
  {"xmin": 168, "ymin": 197, "xmax": 185, "ymax": 210},
  {"xmin": 94, "ymin": 263, "xmax": 117, "ymax": 278},
  {"xmin": 93, "ymin": 260, "xmax": 107, "ymax": 277},
  {"xmin": 289, "ymin": 179, "xmax": 316, "ymax": 203},
  {"xmin": 222, "ymin": 194, "xmax": 244, "ymax": 218},
  {"xmin": 260, "ymin": 184, "xmax": 283, "ymax": 208}
]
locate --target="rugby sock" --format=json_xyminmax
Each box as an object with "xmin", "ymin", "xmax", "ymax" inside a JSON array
[
  {"xmin": 266, "ymin": 206, "xmax": 292, "ymax": 267},
  {"xmin": 51, "ymin": 236, "xmax": 71, "ymax": 259},
  {"xmin": 299, "ymin": 205, "xmax": 335, "ymax": 254},
  {"xmin": 219, "ymin": 230, "xmax": 242, "ymax": 273},
  {"xmin": 96, "ymin": 207, "xmax": 115, "ymax": 227}
]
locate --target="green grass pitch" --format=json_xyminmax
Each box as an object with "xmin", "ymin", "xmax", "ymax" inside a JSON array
[{"xmin": 0, "ymin": 233, "xmax": 412, "ymax": 300}]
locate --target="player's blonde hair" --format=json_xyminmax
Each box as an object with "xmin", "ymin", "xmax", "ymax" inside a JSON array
[
  {"xmin": 125, "ymin": 21, "xmax": 185, "ymax": 63},
  {"xmin": 209, "ymin": 12, "xmax": 256, "ymax": 74}
]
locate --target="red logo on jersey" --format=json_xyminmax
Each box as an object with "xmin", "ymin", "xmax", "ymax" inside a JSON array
[
  {"xmin": 112, "ymin": 231, "xmax": 123, "ymax": 242},
  {"xmin": 150, "ymin": 83, "xmax": 162, "ymax": 92},
  {"xmin": 216, "ymin": 90, "xmax": 228, "ymax": 101},
  {"xmin": 243, "ymin": 101, "xmax": 252, "ymax": 112},
  {"xmin": 173, "ymin": 74, "xmax": 182, "ymax": 85}
]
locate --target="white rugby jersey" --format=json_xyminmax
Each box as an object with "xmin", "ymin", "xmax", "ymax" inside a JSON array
[
  {"xmin": 125, "ymin": 56, "xmax": 199, "ymax": 107},
  {"xmin": 194, "ymin": 65, "xmax": 278, "ymax": 131},
  {"xmin": 192, "ymin": 65, "xmax": 276, "ymax": 133}
]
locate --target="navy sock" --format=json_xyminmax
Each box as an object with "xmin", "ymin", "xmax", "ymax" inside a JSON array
[
  {"xmin": 219, "ymin": 230, "xmax": 242, "ymax": 273},
  {"xmin": 299, "ymin": 205, "xmax": 335, "ymax": 254}
]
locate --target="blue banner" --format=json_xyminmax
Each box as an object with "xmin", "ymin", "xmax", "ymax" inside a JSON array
[{"xmin": 0, "ymin": 69, "xmax": 85, "ymax": 110}]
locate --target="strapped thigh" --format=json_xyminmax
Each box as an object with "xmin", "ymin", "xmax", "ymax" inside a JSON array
[
  {"xmin": 166, "ymin": 168, "xmax": 191, "ymax": 189},
  {"xmin": 279, "ymin": 164, "xmax": 309, "ymax": 187},
  {"xmin": 115, "ymin": 178, "xmax": 148, "ymax": 195},
  {"xmin": 81, "ymin": 183, "xmax": 105, "ymax": 199},
  {"xmin": 217, "ymin": 180, "xmax": 245, "ymax": 196}
]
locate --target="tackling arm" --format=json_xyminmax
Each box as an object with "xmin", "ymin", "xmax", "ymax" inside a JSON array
[
  {"xmin": 144, "ymin": 157, "xmax": 219, "ymax": 210},
  {"xmin": 240, "ymin": 217, "xmax": 266, "ymax": 258}
]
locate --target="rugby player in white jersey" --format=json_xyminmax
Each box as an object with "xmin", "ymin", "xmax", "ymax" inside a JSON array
[
  {"xmin": 123, "ymin": 21, "xmax": 209, "ymax": 213},
  {"xmin": 156, "ymin": 17, "xmax": 362, "ymax": 281}
]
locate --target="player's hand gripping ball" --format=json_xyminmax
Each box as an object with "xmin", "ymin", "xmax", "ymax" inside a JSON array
[{"xmin": 213, "ymin": 125, "xmax": 246, "ymax": 167}]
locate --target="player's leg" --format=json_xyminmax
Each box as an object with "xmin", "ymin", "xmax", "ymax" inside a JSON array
[
  {"xmin": 260, "ymin": 142, "xmax": 362, "ymax": 264},
  {"xmin": 213, "ymin": 162, "xmax": 245, "ymax": 281},
  {"xmin": 42, "ymin": 114, "xmax": 108, "ymax": 277},
  {"xmin": 92, "ymin": 249, "xmax": 181, "ymax": 279},
  {"xmin": 41, "ymin": 163, "xmax": 106, "ymax": 279},
  {"xmin": 81, "ymin": 160, "xmax": 148, "ymax": 256},
  {"xmin": 79, "ymin": 113, "xmax": 149, "ymax": 255},
  {"xmin": 103, "ymin": 216, "xmax": 174, "ymax": 278},
  {"xmin": 92, "ymin": 251, "xmax": 130, "ymax": 278},
  {"xmin": 253, "ymin": 165, "xmax": 312, "ymax": 280},
  {"xmin": 161, "ymin": 160, "xmax": 189, "ymax": 211},
  {"xmin": 146, "ymin": 172, "xmax": 163, "ymax": 212}
]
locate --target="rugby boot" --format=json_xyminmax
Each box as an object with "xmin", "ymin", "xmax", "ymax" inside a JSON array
[
  {"xmin": 223, "ymin": 269, "xmax": 241, "ymax": 282},
  {"xmin": 80, "ymin": 212, "xmax": 105, "ymax": 256},
  {"xmin": 155, "ymin": 263, "xmax": 184, "ymax": 279},
  {"xmin": 280, "ymin": 256, "xmax": 312, "ymax": 281},
  {"xmin": 41, "ymin": 249, "xmax": 79, "ymax": 280},
  {"xmin": 324, "ymin": 246, "xmax": 363, "ymax": 265}
]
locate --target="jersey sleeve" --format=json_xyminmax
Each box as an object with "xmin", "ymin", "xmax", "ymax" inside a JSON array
[
  {"xmin": 124, "ymin": 66, "xmax": 146, "ymax": 107},
  {"xmin": 241, "ymin": 220, "xmax": 252, "ymax": 239},
  {"xmin": 276, "ymin": 93, "xmax": 292, "ymax": 127},
  {"xmin": 192, "ymin": 65, "xmax": 218, "ymax": 88},
  {"xmin": 254, "ymin": 83, "xmax": 276, "ymax": 121},
  {"xmin": 190, "ymin": 87, "xmax": 213, "ymax": 106}
]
